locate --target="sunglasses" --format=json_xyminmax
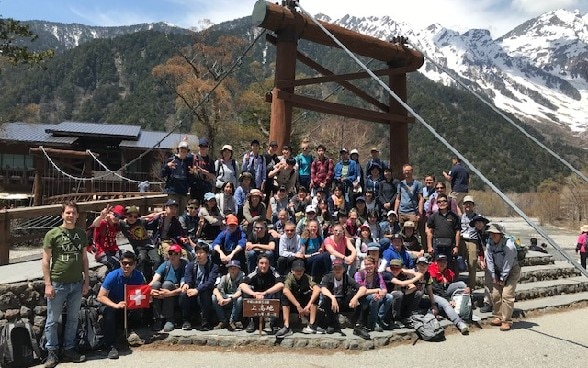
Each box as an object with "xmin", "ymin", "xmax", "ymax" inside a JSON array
[
  {"xmin": 285, "ymin": 229, "xmax": 295, "ymax": 233},
  {"xmin": 435, "ymin": 187, "xmax": 445, "ymax": 190},
  {"xmin": 254, "ymin": 227, "xmax": 263, "ymax": 230},
  {"xmin": 121, "ymin": 261, "xmax": 135, "ymax": 266},
  {"xmin": 168, "ymin": 252, "xmax": 180, "ymax": 256},
  {"xmin": 113, "ymin": 213, "xmax": 125, "ymax": 220},
  {"xmin": 437, "ymin": 200, "xmax": 448, "ymax": 203}
]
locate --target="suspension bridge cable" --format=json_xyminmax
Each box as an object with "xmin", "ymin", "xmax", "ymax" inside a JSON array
[
  {"xmin": 39, "ymin": 146, "xmax": 110, "ymax": 182},
  {"xmin": 86, "ymin": 150, "xmax": 163, "ymax": 185},
  {"xmin": 295, "ymin": 2, "xmax": 588, "ymax": 278},
  {"xmin": 407, "ymin": 40, "xmax": 588, "ymax": 183},
  {"xmin": 117, "ymin": 28, "xmax": 267, "ymax": 174}
]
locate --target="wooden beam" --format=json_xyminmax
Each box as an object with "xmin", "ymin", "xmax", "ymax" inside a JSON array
[
  {"xmin": 29, "ymin": 147, "xmax": 95, "ymax": 158},
  {"xmin": 253, "ymin": 0, "xmax": 424, "ymax": 70},
  {"xmin": 277, "ymin": 90, "xmax": 409, "ymax": 125},
  {"xmin": 290, "ymin": 67, "xmax": 412, "ymax": 87}
]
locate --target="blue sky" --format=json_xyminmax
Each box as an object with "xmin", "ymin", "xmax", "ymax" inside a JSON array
[{"xmin": 2, "ymin": 0, "xmax": 588, "ymax": 37}]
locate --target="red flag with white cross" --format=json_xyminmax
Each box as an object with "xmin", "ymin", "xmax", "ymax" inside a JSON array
[{"xmin": 125, "ymin": 284, "xmax": 151, "ymax": 309}]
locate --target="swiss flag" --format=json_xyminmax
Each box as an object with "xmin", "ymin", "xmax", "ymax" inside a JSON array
[{"xmin": 125, "ymin": 284, "xmax": 151, "ymax": 309}]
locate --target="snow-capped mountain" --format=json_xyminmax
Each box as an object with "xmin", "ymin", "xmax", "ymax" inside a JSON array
[{"xmin": 321, "ymin": 9, "xmax": 588, "ymax": 135}]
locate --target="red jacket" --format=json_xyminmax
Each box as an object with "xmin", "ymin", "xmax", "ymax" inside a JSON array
[{"xmin": 428, "ymin": 261, "xmax": 456, "ymax": 284}]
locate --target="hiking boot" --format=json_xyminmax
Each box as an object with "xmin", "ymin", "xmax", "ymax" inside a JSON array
[
  {"xmin": 182, "ymin": 321, "xmax": 192, "ymax": 330},
  {"xmin": 326, "ymin": 326, "xmax": 336, "ymax": 334},
  {"xmin": 107, "ymin": 346, "xmax": 119, "ymax": 360},
  {"xmin": 245, "ymin": 318, "xmax": 256, "ymax": 333},
  {"xmin": 199, "ymin": 323, "xmax": 212, "ymax": 331},
  {"xmin": 491, "ymin": 317, "xmax": 502, "ymax": 326},
  {"xmin": 276, "ymin": 326, "xmax": 293, "ymax": 338},
  {"xmin": 152, "ymin": 318, "xmax": 163, "ymax": 331},
  {"xmin": 479, "ymin": 304, "xmax": 493, "ymax": 313},
  {"xmin": 44, "ymin": 350, "xmax": 59, "ymax": 368},
  {"xmin": 353, "ymin": 325, "xmax": 371, "ymax": 340},
  {"xmin": 127, "ymin": 331, "xmax": 144, "ymax": 346},
  {"xmin": 227, "ymin": 321, "xmax": 236, "ymax": 331},
  {"xmin": 457, "ymin": 321, "xmax": 469, "ymax": 335},
  {"xmin": 372, "ymin": 324, "xmax": 384, "ymax": 332},
  {"xmin": 214, "ymin": 321, "xmax": 227, "ymax": 330},
  {"xmin": 500, "ymin": 322, "xmax": 511, "ymax": 331},
  {"xmin": 62, "ymin": 348, "xmax": 86, "ymax": 363},
  {"xmin": 378, "ymin": 318, "xmax": 391, "ymax": 330},
  {"xmin": 163, "ymin": 321, "xmax": 175, "ymax": 332}
]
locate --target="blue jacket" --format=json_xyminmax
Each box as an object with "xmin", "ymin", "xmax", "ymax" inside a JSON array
[
  {"xmin": 334, "ymin": 160, "xmax": 358, "ymax": 185},
  {"xmin": 212, "ymin": 228, "xmax": 247, "ymax": 253},
  {"xmin": 382, "ymin": 246, "xmax": 414, "ymax": 269},
  {"xmin": 161, "ymin": 153, "xmax": 194, "ymax": 195},
  {"xmin": 184, "ymin": 260, "xmax": 219, "ymax": 293}
]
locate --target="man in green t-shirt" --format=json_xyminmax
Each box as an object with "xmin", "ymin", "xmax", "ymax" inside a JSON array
[{"xmin": 41, "ymin": 201, "xmax": 90, "ymax": 368}]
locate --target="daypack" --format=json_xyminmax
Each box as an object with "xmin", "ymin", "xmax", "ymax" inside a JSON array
[
  {"xmin": 509, "ymin": 236, "xmax": 527, "ymax": 262},
  {"xmin": 0, "ymin": 320, "xmax": 42, "ymax": 368},
  {"xmin": 411, "ymin": 313, "xmax": 445, "ymax": 342},
  {"xmin": 451, "ymin": 288, "xmax": 473, "ymax": 321},
  {"xmin": 76, "ymin": 306, "xmax": 102, "ymax": 353}
]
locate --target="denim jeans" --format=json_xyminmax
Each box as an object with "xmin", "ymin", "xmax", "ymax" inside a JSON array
[
  {"xmin": 151, "ymin": 280, "xmax": 179, "ymax": 321},
  {"xmin": 212, "ymin": 294, "xmax": 243, "ymax": 323},
  {"xmin": 44, "ymin": 281, "xmax": 83, "ymax": 351},
  {"xmin": 366, "ymin": 293, "xmax": 393, "ymax": 328}
]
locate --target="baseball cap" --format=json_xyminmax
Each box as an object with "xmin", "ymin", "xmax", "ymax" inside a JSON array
[
  {"xmin": 198, "ymin": 137, "xmax": 209, "ymax": 147},
  {"xmin": 177, "ymin": 140, "xmax": 189, "ymax": 150},
  {"xmin": 269, "ymin": 141, "xmax": 278, "ymax": 147},
  {"xmin": 416, "ymin": 256, "xmax": 429, "ymax": 264},
  {"xmin": 367, "ymin": 242, "xmax": 380, "ymax": 252},
  {"xmin": 339, "ymin": 147, "xmax": 348, "ymax": 154},
  {"xmin": 221, "ymin": 144, "xmax": 233, "ymax": 151},
  {"xmin": 463, "ymin": 195, "xmax": 475, "ymax": 204},
  {"xmin": 111, "ymin": 205, "xmax": 126, "ymax": 217},
  {"xmin": 350, "ymin": 149, "xmax": 359, "ymax": 156},
  {"xmin": 204, "ymin": 192, "xmax": 216, "ymax": 201},
  {"xmin": 389, "ymin": 259, "xmax": 403, "ymax": 268},
  {"xmin": 226, "ymin": 214, "xmax": 239, "ymax": 226},
  {"xmin": 403, "ymin": 221, "xmax": 415, "ymax": 228},
  {"xmin": 332, "ymin": 259, "xmax": 345, "ymax": 268},
  {"xmin": 387, "ymin": 210, "xmax": 397, "ymax": 217},
  {"xmin": 164, "ymin": 199, "xmax": 178, "ymax": 207},
  {"xmin": 249, "ymin": 189, "xmax": 263, "ymax": 197},
  {"xmin": 305, "ymin": 205, "xmax": 316, "ymax": 213},
  {"xmin": 168, "ymin": 244, "xmax": 182, "ymax": 253},
  {"xmin": 250, "ymin": 139, "xmax": 260, "ymax": 146},
  {"xmin": 291, "ymin": 260, "xmax": 305, "ymax": 271},
  {"xmin": 227, "ymin": 260, "xmax": 241, "ymax": 269},
  {"xmin": 126, "ymin": 205, "xmax": 140, "ymax": 215},
  {"xmin": 436, "ymin": 254, "xmax": 448, "ymax": 261}
]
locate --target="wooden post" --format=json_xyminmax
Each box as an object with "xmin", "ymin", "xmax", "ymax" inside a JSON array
[
  {"xmin": 33, "ymin": 155, "xmax": 44, "ymax": 206},
  {"xmin": 0, "ymin": 211, "xmax": 10, "ymax": 265},
  {"xmin": 388, "ymin": 73, "xmax": 409, "ymax": 179},
  {"xmin": 269, "ymin": 25, "xmax": 298, "ymax": 149},
  {"xmin": 84, "ymin": 154, "xmax": 93, "ymax": 194}
]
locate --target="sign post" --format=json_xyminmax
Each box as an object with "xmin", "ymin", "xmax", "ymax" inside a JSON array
[{"xmin": 243, "ymin": 299, "xmax": 280, "ymax": 335}]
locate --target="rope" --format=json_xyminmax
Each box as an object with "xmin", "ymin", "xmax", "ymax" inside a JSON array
[
  {"xmin": 407, "ymin": 40, "xmax": 588, "ymax": 183},
  {"xmin": 86, "ymin": 150, "xmax": 163, "ymax": 185},
  {"xmin": 294, "ymin": 2, "xmax": 588, "ymax": 279}
]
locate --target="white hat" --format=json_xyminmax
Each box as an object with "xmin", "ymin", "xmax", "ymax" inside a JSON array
[
  {"xmin": 305, "ymin": 205, "xmax": 317, "ymax": 213},
  {"xmin": 221, "ymin": 144, "xmax": 233, "ymax": 151},
  {"xmin": 463, "ymin": 195, "xmax": 475, "ymax": 204},
  {"xmin": 350, "ymin": 149, "xmax": 359, "ymax": 155},
  {"xmin": 177, "ymin": 140, "xmax": 189, "ymax": 149},
  {"xmin": 486, "ymin": 223, "xmax": 504, "ymax": 234},
  {"xmin": 387, "ymin": 210, "xmax": 397, "ymax": 217}
]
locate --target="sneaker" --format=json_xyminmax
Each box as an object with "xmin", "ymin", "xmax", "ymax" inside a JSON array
[
  {"xmin": 276, "ymin": 326, "xmax": 293, "ymax": 338},
  {"xmin": 372, "ymin": 324, "xmax": 384, "ymax": 332},
  {"xmin": 62, "ymin": 348, "xmax": 86, "ymax": 363},
  {"xmin": 44, "ymin": 350, "xmax": 59, "ymax": 368},
  {"xmin": 214, "ymin": 321, "xmax": 227, "ymax": 330},
  {"xmin": 457, "ymin": 321, "xmax": 469, "ymax": 335},
  {"xmin": 228, "ymin": 321, "xmax": 236, "ymax": 331},
  {"xmin": 353, "ymin": 325, "xmax": 371, "ymax": 340},
  {"xmin": 163, "ymin": 321, "xmax": 175, "ymax": 332},
  {"xmin": 107, "ymin": 346, "xmax": 119, "ymax": 360},
  {"xmin": 127, "ymin": 331, "xmax": 144, "ymax": 346},
  {"xmin": 315, "ymin": 325, "xmax": 326, "ymax": 334},
  {"xmin": 182, "ymin": 321, "xmax": 192, "ymax": 330},
  {"xmin": 302, "ymin": 325, "xmax": 316, "ymax": 334},
  {"xmin": 500, "ymin": 322, "xmax": 511, "ymax": 331},
  {"xmin": 234, "ymin": 321, "xmax": 244, "ymax": 330},
  {"xmin": 480, "ymin": 304, "xmax": 493, "ymax": 313},
  {"xmin": 152, "ymin": 319, "xmax": 163, "ymax": 331},
  {"xmin": 326, "ymin": 326, "xmax": 336, "ymax": 334},
  {"xmin": 246, "ymin": 318, "xmax": 256, "ymax": 333},
  {"xmin": 378, "ymin": 318, "xmax": 391, "ymax": 330}
]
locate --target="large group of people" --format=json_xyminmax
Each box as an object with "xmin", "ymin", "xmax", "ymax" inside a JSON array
[{"xmin": 41, "ymin": 138, "xmax": 539, "ymax": 368}]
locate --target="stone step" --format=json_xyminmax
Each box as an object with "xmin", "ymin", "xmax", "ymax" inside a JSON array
[
  {"xmin": 518, "ymin": 250, "xmax": 554, "ymax": 266},
  {"xmin": 474, "ymin": 276, "xmax": 588, "ymax": 302},
  {"xmin": 458, "ymin": 261, "xmax": 581, "ymax": 287}
]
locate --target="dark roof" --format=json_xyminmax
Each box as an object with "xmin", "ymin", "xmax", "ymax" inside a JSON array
[
  {"xmin": 46, "ymin": 121, "xmax": 141, "ymax": 139},
  {"xmin": 0, "ymin": 123, "xmax": 78, "ymax": 145}
]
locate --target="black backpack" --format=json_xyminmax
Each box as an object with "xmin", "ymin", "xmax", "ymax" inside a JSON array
[
  {"xmin": 76, "ymin": 306, "xmax": 102, "ymax": 353},
  {"xmin": 0, "ymin": 320, "xmax": 42, "ymax": 368},
  {"xmin": 411, "ymin": 313, "xmax": 445, "ymax": 342}
]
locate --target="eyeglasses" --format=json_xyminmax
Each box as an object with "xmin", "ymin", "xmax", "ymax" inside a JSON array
[
  {"xmin": 437, "ymin": 200, "xmax": 448, "ymax": 203},
  {"xmin": 121, "ymin": 261, "xmax": 135, "ymax": 266},
  {"xmin": 168, "ymin": 252, "xmax": 180, "ymax": 256},
  {"xmin": 285, "ymin": 229, "xmax": 295, "ymax": 233},
  {"xmin": 435, "ymin": 187, "xmax": 445, "ymax": 190},
  {"xmin": 113, "ymin": 213, "xmax": 125, "ymax": 220},
  {"xmin": 254, "ymin": 227, "xmax": 263, "ymax": 230}
]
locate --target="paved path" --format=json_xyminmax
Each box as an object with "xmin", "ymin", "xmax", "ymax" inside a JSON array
[{"xmin": 33, "ymin": 306, "xmax": 588, "ymax": 368}]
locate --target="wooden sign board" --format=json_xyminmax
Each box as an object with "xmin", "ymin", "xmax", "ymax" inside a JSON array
[{"xmin": 243, "ymin": 299, "xmax": 280, "ymax": 318}]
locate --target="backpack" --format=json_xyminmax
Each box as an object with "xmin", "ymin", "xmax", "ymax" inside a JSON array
[
  {"xmin": 0, "ymin": 320, "xmax": 42, "ymax": 368},
  {"xmin": 509, "ymin": 236, "xmax": 527, "ymax": 262},
  {"xmin": 76, "ymin": 306, "xmax": 102, "ymax": 353},
  {"xmin": 411, "ymin": 313, "xmax": 445, "ymax": 342},
  {"xmin": 451, "ymin": 288, "xmax": 473, "ymax": 321},
  {"xmin": 215, "ymin": 159, "xmax": 238, "ymax": 189}
]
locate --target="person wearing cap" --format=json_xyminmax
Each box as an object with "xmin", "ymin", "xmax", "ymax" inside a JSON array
[
  {"xmin": 97, "ymin": 251, "xmax": 145, "ymax": 360},
  {"xmin": 382, "ymin": 233, "xmax": 415, "ymax": 271},
  {"xmin": 161, "ymin": 138, "xmax": 194, "ymax": 214},
  {"xmin": 149, "ymin": 243, "xmax": 188, "ymax": 332},
  {"xmin": 242, "ymin": 139, "xmax": 267, "ymax": 190},
  {"xmin": 42, "ymin": 201, "xmax": 90, "ymax": 367},
  {"xmin": 268, "ymin": 156, "xmax": 298, "ymax": 196},
  {"xmin": 179, "ymin": 243, "xmax": 219, "ymax": 331},
  {"xmin": 469, "ymin": 215, "xmax": 492, "ymax": 312},
  {"xmin": 214, "ymin": 144, "xmax": 239, "ymax": 191},
  {"xmin": 234, "ymin": 172, "xmax": 253, "ymax": 217},
  {"xmin": 354, "ymin": 256, "xmax": 393, "ymax": 332},
  {"xmin": 334, "ymin": 148, "xmax": 359, "ymax": 209},
  {"xmin": 276, "ymin": 259, "xmax": 324, "ymax": 337},
  {"xmin": 190, "ymin": 137, "xmax": 215, "ymax": 202},
  {"xmin": 146, "ymin": 199, "xmax": 189, "ymax": 261},
  {"xmin": 212, "ymin": 260, "xmax": 245, "ymax": 331},
  {"xmin": 485, "ymin": 223, "xmax": 521, "ymax": 331},
  {"xmin": 394, "ymin": 163, "xmax": 424, "ymax": 227},
  {"xmin": 310, "ymin": 144, "xmax": 334, "ymax": 197},
  {"xmin": 401, "ymin": 220, "xmax": 423, "ymax": 260},
  {"xmin": 270, "ymin": 184, "xmax": 290, "ymax": 224},
  {"xmin": 459, "ymin": 195, "xmax": 482, "ymax": 290},
  {"xmin": 289, "ymin": 186, "xmax": 312, "ymax": 222},
  {"xmin": 240, "ymin": 254, "xmax": 285, "ymax": 333},
  {"xmin": 300, "ymin": 219, "xmax": 331, "ymax": 283},
  {"xmin": 215, "ymin": 181, "xmax": 237, "ymax": 216},
  {"xmin": 426, "ymin": 193, "xmax": 461, "ymax": 262},
  {"xmin": 245, "ymin": 220, "xmax": 276, "ymax": 274},
  {"xmin": 416, "ymin": 255, "xmax": 470, "ymax": 335},
  {"xmin": 349, "ymin": 149, "xmax": 365, "ymax": 199},
  {"xmin": 242, "ymin": 188, "xmax": 267, "ymax": 231},
  {"xmin": 91, "ymin": 204, "xmax": 126, "ymax": 271},
  {"xmin": 277, "ymin": 222, "xmax": 304, "ymax": 276},
  {"xmin": 442, "ymin": 157, "xmax": 470, "ymax": 208},
  {"xmin": 296, "ymin": 204, "xmax": 321, "ymax": 236},
  {"xmin": 197, "ymin": 192, "xmax": 224, "ymax": 240},
  {"xmin": 365, "ymin": 147, "xmax": 388, "ymax": 174},
  {"xmin": 575, "ymin": 224, "xmax": 588, "ymax": 269},
  {"xmin": 121, "ymin": 205, "xmax": 160, "ymax": 281},
  {"xmin": 379, "ymin": 210, "xmax": 401, "ymax": 252},
  {"xmin": 319, "ymin": 258, "xmax": 370, "ymax": 339},
  {"xmin": 324, "ymin": 224, "xmax": 358, "ymax": 278},
  {"xmin": 359, "ymin": 242, "xmax": 387, "ymax": 272},
  {"xmin": 295, "ymin": 139, "xmax": 314, "ymax": 192},
  {"xmin": 211, "ymin": 214, "xmax": 247, "ymax": 275}
]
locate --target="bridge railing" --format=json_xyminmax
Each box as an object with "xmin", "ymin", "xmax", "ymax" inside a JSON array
[{"xmin": 0, "ymin": 194, "xmax": 168, "ymax": 265}]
